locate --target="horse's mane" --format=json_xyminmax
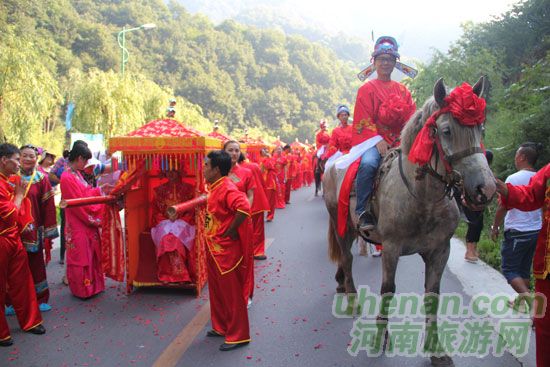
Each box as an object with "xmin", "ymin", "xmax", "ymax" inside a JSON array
[{"xmin": 400, "ymin": 96, "xmax": 439, "ymax": 155}]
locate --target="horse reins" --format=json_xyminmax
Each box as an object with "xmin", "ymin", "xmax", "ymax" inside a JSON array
[{"xmin": 398, "ymin": 139, "xmax": 482, "ymax": 203}]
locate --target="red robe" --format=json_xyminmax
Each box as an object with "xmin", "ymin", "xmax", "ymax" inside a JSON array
[
  {"xmin": 152, "ymin": 180, "xmax": 195, "ymax": 283},
  {"xmin": 283, "ymin": 152, "xmax": 295, "ymax": 203},
  {"xmin": 500, "ymin": 164, "xmax": 550, "ymax": 367},
  {"xmin": 240, "ymin": 162, "xmax": 270, "ymax": 257},
  {"xmin": 9, "ymin": 170, "xmax": 57, "ymax": 305},
  {"xmin": 60, "ymin": 168, "xmax": 105, "ymax": 299},
  {"xmin": 302, "ymin": 154, "xmax": 312, "ymax": 186},
  {"xmin": 205, "ymin": 177, "xmax": 251, "ymax": 344},
  {"xmin": 262, "ymin": 157, "xmax": 278, "ymax": 221},
  {"xmin": 292, "ymin": 153, "xmax": 303, "ymax": 190},
  {"xmin": 337, "ymin": 79, "xmax": 416, "ymax": 236},
  {"xmin": 352, "ymin": 79, "xmax": 416, "ymax": 146},
  {"xmin": 229, "ymin": 165, "xmax": 255, "ymax": 301},
  {"xmin": 275, "ymin": 154, "xmax": 287, "ymax": 209},
  {"xmin": 0, "ymin": 172, "xmax": 43, "ymax": 341},
  {"xmin": 324, "ymin": 123, "xmax": 352, "ymax": 159},
  {"xmin": 315, "ymin": 129, "xmax": 330, "ymax": 149}
]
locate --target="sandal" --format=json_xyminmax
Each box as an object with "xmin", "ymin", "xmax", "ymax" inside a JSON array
[{"xmin": 464, "ymin": 256, "xmax": 478, "ymax": 263}]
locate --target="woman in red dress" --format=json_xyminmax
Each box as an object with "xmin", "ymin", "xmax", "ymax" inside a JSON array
[
  {"xmin": 151, "ymin": 169, "xmax": 196, "ymax": 283},
  {"xmin": 60, "ymin": 143, "xmax": 110, "ymax": 299}
]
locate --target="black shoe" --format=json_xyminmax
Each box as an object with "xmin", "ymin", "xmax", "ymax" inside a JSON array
[
  {"xmin": 219, "ymin": 341, "xmax": 249, "ymax": 351},
  {"xmin": 254, "ymin": 255, "xmax": 267, "ymax": 260},
  {"xmin": 0, "ymin": 338, "xmax": 13, "ymax": 347},
  {"xmin": 26, "ymin": 324, "xmax": 46, "ymax": 335},
  {"xmin": 358, "ymin": 211, "xmax": 376, "ymax": 232},
  {"xmin": 206, "ymin": 330, "xmax": 224, "ymax": 338}
]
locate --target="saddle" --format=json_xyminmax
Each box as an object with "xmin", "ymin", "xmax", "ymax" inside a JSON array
[{"xmin": 336, "ymin": 148, "xmax": 399, "ymax": 237}]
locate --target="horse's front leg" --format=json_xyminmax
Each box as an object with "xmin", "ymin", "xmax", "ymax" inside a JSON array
[
  {"xmin": 375, "ymin": 243, "xmax": 400, "ymax": 351},
  {"xmin": 422, "ymin": 245, "xmax": 454, "ymax": 367}
]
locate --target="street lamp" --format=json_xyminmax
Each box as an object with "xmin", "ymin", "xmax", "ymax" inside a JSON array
[{"xmin": 117, "ymin": 23, "xmax": 157, "ymax": 76}]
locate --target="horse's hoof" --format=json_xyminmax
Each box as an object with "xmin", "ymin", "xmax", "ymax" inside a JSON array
[
  {"xmin": 430, "ymin": 355, "xmax": 454, "ymax": 367},
  {"xmin": 336, "ymin": 286, "xmax": 346, "ymax": 294}
]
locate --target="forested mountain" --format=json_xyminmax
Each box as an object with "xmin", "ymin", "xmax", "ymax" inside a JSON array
[
  {"xmin": 0, "ymin": 0, "xmax": 359, "ymax": 152},
  {"xmin": 233, "ymin": 7, "xmax": 371, "ymax": 65},
  {"xmin": 177, "ymin": 0, "xmax": 372, "ymax": 65},
  {"xmin": 0, "ymin": 0, "xmax": 548, "ymax": 177}
]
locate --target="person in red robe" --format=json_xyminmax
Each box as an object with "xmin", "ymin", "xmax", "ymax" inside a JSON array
[
  {"xmin": 37, "ymin": 150, "xmax": 57, "ymax": 266},
  {"xmin": 314, "ymin": 122, "xmax": 331, "ymax": 196},
  {"xmin": 0, "ymin": 143, "xmax": 45, "ymax": 347},
  {"xmin": 301, "ymin": 151, "xmax": 311, "ymax": 187},
  {"xmin": 497, "ymin": 163, "xmax": 550, "ymax": 367},
  {"xmin": 238, "ymin": 153, "xmax": 270, "ymax": 260},
  {"xmin": 315, "ymin": 120, "xmax": 330, "ymax": 155},
  {"xmin": 203, "ymin": 150, "xmax": 251, "ymax": 351},
  {"xmin": 6, "ymin": 145, "xmax": 58, "ymax": 314},
  {"xmin": 292, "ymin": 149, "xmax": 303, "ymax": 190},
  {"xmin": 323, "ymin": 105, "xmax": 353, "ymax": 163},
  {"xmin": 352, "ymin": 36, "xmax": 416, "ymax": 231},
  {"xmin": 151, "ymin": 169, "xmax": 196, "ymax": 283},
  {"xmin": 224, "ymin": 141, "xmax": 255, "ymax": 307},
  {"xmin": 261, "ymin": 149, "xmax": 278, "ymax": 222},
  {"xmin": 282, "ymin": 145, "xmax": 294, "ymax": 204},
  {"xmin": 60, "ymin": 143, "xmax": 110, "ymax": 299},
  {"xmin": 273, "ymin": 146, "xmax": 287, "ymax": 209}
]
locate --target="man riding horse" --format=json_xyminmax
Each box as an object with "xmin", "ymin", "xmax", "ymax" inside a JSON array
[{"xmin": 351, "ymin": 36, "xmax": 417, "ymax": 233}]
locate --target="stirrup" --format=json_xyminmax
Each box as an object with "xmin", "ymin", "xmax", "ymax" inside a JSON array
[{"xmin": 358, "ymin": 211, "xmax": 376, "ymax": 232}]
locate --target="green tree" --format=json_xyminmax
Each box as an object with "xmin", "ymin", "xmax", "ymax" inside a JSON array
[{"xmin": 0, "ymin": 30, "xmax": 61, "ymax": 147}]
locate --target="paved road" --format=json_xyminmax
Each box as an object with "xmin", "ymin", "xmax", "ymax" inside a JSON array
[{"xmin": 2, "ymin": 187, "xmax": 532, "ymax": 366}]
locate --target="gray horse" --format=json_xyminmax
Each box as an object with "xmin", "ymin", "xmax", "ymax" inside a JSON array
[{"xmin": 324, "ymin": 77, "xmax": 496, "ymax": 366}]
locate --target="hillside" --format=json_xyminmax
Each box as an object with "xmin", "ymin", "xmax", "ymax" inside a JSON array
[{"xmin": 0, "ymin": 0, "xmax": 361, "ymax": 148}]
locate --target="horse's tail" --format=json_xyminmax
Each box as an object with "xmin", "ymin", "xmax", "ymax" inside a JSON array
[{"xmin": 328, "ymin": 219, "xmax": 342, "ymax": 263}]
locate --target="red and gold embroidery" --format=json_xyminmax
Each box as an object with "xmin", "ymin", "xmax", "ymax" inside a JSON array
[{"xmin": 355, "ymin": 118, "xmax": 377, "ymax": 135}]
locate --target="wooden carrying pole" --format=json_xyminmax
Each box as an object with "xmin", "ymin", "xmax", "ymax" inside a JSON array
[
  {"xmin": 167, "ymin": 195, "xmax": 207, "ymax": 217},
  {"xmin": 59, "ymin": 195, "xmax": 117, "ymax": 209}
]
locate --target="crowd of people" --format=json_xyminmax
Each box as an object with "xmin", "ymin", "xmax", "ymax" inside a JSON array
[
  {"xmin": 0, "ymin": 132, "xmax": 318, "ymax": 350},
  {"xmin": 0, "ymin": 34, "xmax": 548, "ymax": 366}
]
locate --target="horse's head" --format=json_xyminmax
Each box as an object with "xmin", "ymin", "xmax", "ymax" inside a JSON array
[{"xmin": 402, "ymin": 76, "xmax": 496, "ymax": 208}]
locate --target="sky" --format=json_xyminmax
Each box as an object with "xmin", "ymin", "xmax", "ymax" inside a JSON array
[
  {"xmin": 181, "ymin": 0, "xmax": 521, "ymax": 62},
  {"xmin": 274, "ymin": 0, "xmax": 520, "ymax": 61}
]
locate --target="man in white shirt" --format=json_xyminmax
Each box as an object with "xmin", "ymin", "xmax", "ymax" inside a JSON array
[{"xmin": 491, "ymin": 142, "xmax": 543, "ymax": 309}]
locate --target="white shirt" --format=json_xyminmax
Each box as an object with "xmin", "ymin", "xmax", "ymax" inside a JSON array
[{"xmin": 504, "ymin": 170, "xmax": 542, "ymax": 232}]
